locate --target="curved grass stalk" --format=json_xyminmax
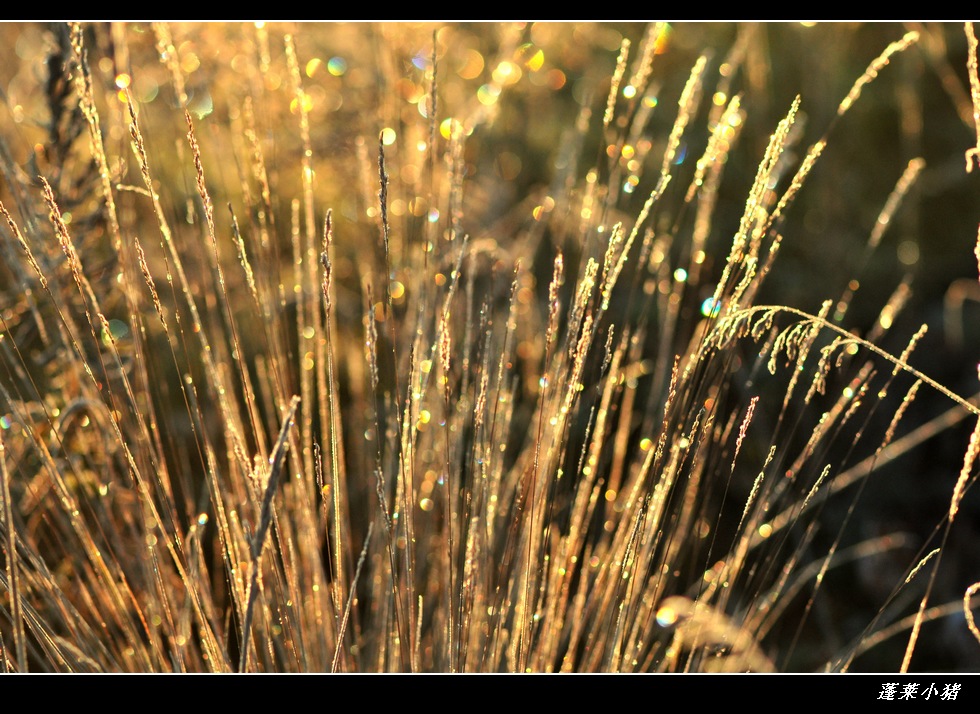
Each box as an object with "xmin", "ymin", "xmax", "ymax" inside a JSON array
[{"xmin": 707, "ymin": 305, "xmax": 980, "ymax": 418}]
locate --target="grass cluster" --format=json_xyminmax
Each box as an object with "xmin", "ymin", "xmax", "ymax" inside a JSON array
[{"xmin": 0, "ymin": 21, "xmax": 979, "ymax": 673}]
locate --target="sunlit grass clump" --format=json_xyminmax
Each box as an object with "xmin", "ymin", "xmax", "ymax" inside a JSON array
[{"xmin": 0, "ymin": 21, "xmax": 979, "ymax": 673}]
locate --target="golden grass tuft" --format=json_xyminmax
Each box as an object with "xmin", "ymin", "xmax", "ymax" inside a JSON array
[{"xmin": 0, "ymin": 21, "xmax": 978, "ymax": 673}]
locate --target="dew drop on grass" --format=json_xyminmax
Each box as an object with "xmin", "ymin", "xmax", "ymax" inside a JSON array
[
  {"xmin": 477, "ymin": 84, "xmax": 500, "ymax": 106},
  {"xmin": 672, "ymin": 142, "xmax": 688, "ymax": 165},
  {"xmin": 656, "ymin": 604, "xmax": 679, "ymax": 627},
  {"xmin": 326, "ymin": 56, "xmax": 346, "ymax": 76},
  {"xmin": 700, "ymin": 297, "xmax": 721, "ymax": 318}
]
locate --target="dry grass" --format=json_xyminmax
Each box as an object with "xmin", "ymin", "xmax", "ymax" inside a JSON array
[{"xmin": 0, "ymin": 21, "xmax": 978, "ymax": 673}]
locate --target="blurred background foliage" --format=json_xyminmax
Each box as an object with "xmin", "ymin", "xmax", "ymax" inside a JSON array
[{"xmin": 0, "ymin": 22, "xmax": 978, "ymax": 671}]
